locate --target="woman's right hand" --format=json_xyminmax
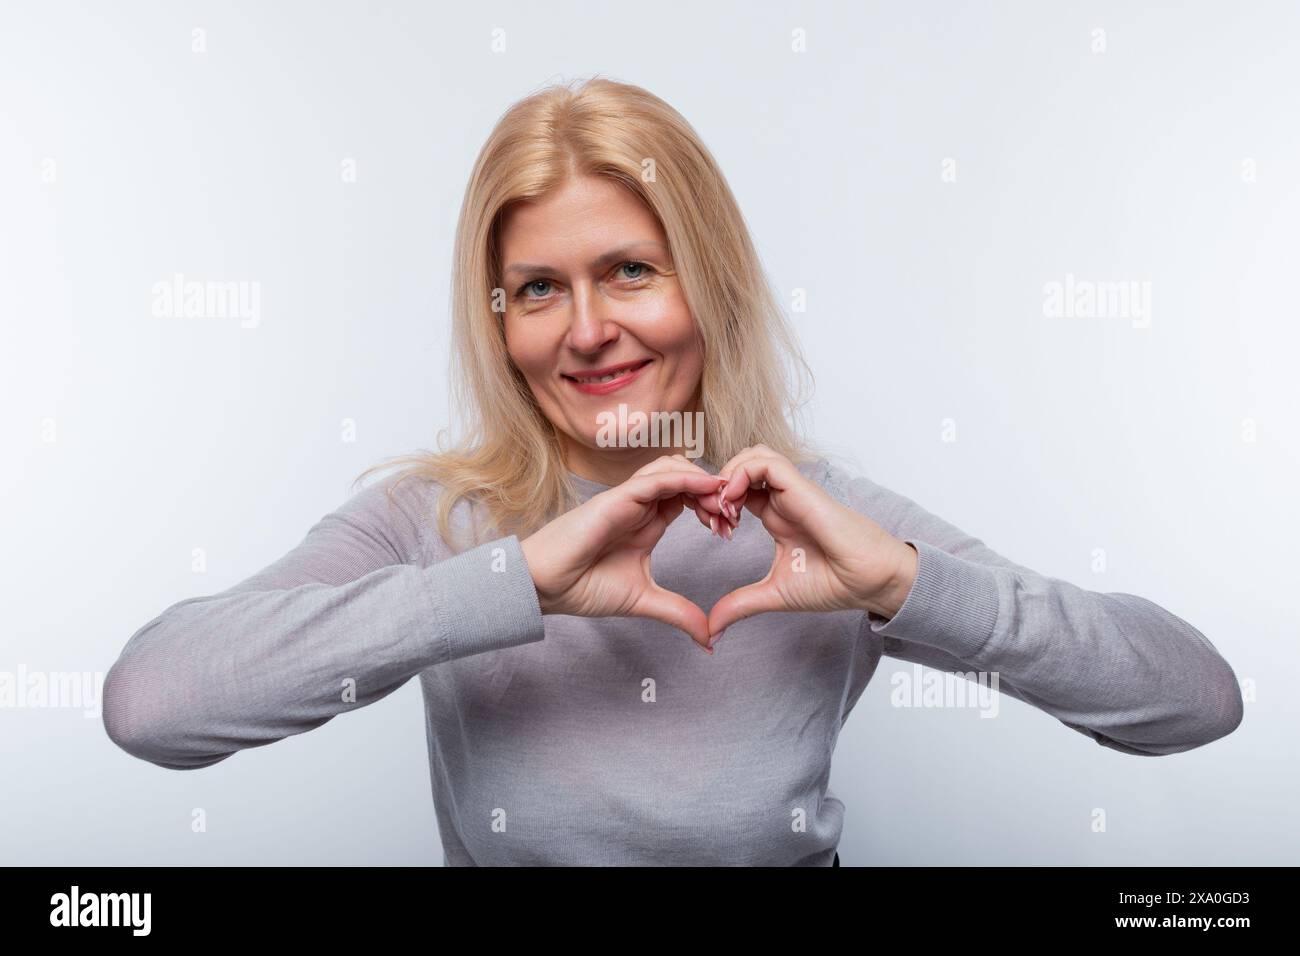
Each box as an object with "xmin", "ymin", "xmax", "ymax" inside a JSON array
[{"xmin": 519, "ymin": 455, "xmax": 730, "ymax": 652}]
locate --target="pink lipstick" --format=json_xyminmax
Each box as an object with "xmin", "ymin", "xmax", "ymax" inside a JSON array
[{"xmin": 562, "ymin": 358, "xmax": 653, "ymax": 396}]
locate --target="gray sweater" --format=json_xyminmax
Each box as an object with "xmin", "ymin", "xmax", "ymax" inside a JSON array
[{"xmin": 102, "ymin": 458, "xmax": 1244, "ymax": 865}]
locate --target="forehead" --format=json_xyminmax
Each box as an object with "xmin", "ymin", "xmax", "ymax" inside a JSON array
[{"xmin": 497, "ymin": 176, "xmax": 666, "ymax": 257}]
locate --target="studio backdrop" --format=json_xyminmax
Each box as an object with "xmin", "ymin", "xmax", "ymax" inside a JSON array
[{"xmin": 1, "ymin": 0, "xmax": 1295, "ymax": 865}]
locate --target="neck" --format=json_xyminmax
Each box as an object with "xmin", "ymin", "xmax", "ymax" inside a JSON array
[
  {"xmin": 560, "ymin": 389, "xmax": 709, "ymax": 486},
  {"xmin": 563, "ymin": 442, "xmax": 714, "ymax": 487}
]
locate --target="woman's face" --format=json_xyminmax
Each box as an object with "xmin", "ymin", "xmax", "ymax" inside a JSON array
[{"xmin": 499, "ymin": 174, "xmax": 703, "ymax": 482}]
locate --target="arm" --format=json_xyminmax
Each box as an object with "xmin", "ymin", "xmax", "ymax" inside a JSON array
[
  {"xmin": 824, "ymin": 465, "xmax": 1244, "ymax": 756},
  {"xmin": 102, "ymin": 474, "xmax": 544, "ymax": 770}
]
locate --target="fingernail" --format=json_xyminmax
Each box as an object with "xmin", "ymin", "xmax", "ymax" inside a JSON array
[
  {"xmin": 709, "ymin": 630, "xmax": 725, "ymax": 648},
  {"xmin": 703, "ymin": 643, "xmax": 714, "ymax": 655},
  {"xmin": 709, "ymin": 514, "xmax": 718, "ymax": 536},
  {"xmin": 722, "ymin": 522, "xmax": 733, "ymax": 541}
]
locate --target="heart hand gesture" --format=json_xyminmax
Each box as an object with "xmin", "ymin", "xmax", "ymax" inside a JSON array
[
  {"xmin": 520, "ymin": 455, "xmax": 730, "ymax": 651},
  {"xmin": 706, "ymin": 446, "xmax": 918, "ymax": 645}
]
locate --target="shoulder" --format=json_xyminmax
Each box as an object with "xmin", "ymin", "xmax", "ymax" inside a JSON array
[
  {"xmin": 339, "ymin": 468, "xmax": 491, "ymax": 564},
  {"xmin": 330, "ymin": 470, "xmax": 443, "ymax": 564},
  {"xmin": 799, "ymin": 455, "xmax": 915, "ymax": 523},
  {"xmin": 797, "ymin": 455, "xmax": 868, "ymax": 503}
]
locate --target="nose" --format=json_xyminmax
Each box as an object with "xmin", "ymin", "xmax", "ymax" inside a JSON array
[{"xmin": 566, "ymin": 282, "xmax": 620, "ymax": 354}]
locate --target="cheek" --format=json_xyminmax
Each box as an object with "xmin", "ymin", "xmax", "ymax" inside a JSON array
[
  {"xmin": 655, "ymin": 295, "xmax": 702, "ymax": 371},
  {"xmin": 504, "ymin": 320, "xmax": 549, "ymax": 379}
]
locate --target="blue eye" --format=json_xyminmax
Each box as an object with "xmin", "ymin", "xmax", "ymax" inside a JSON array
[
  {"xmin": 515, "ymin": 279, "xmax": 553, "ymax": 299},
  {"xmin": 512, "ymin": 261, "xmax": 652, "ymax": 302}
]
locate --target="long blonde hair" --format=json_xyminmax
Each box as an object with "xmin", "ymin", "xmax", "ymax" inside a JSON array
[{"xmin": 355, "ymin": 75, "xmax": 819, "ymax": 552}]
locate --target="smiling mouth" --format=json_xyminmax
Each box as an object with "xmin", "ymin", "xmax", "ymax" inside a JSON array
[{"xmin": 561, "ymin": 358, "xmax": 653, "ymax": 385}]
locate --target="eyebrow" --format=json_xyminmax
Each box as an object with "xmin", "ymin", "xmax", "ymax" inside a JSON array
[{"xmin": 502, "ymin": 241, "xmax": 670, "ymax": 279}]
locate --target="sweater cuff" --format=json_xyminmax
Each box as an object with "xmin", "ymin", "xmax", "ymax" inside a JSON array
[
  {"xmin": 865, "ymin": 538, "xmax": 1000, "ymax": 659},
  {"xmin": 423, "ymin": 535, "xmax": 545, "ymax": 662}
]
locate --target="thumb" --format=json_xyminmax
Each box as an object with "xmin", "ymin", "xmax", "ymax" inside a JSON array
[
  {"xmin": 708, "ymin": 580, "xmax": 785, "ymax": 644},
  {"xmin": 632, "ymin": 582, "xmax": 712, "ymax": 651}
]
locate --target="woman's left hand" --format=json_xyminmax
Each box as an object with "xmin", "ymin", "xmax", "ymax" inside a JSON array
[{"xmin": 707, "ymin": 445, "xmax": 919, "ymax": 646}]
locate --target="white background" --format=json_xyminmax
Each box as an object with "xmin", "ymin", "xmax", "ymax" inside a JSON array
[{"xmin": 1, "ymin": 0, "xmax": 1296, "ymax": 864}]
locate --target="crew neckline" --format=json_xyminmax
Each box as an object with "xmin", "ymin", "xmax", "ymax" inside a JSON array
[
  {"xmin": 567, "ymin": 472, "xmax": 613, "ymax": 495},
  {"xmin": 565, "ymin": 459, "xmax": 721, "ymax": 497}
]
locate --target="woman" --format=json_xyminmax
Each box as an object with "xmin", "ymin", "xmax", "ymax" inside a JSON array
[{"xmin": 102, "ymin": 77, "xmax": 1243, "ymax": 866}]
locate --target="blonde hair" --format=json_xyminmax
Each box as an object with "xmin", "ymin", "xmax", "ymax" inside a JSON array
[{"xmin": 355, "ymin": 75, "xmax": 819, "ymax": 552}]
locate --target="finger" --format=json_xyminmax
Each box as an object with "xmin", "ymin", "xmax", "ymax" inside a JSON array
[
  {"xmin": 640, "ymin": 457, "xmax": 728, "ymax": 513},
  {"xmin": 633, "ymin": 454, "xmax": 709, "ymax": 479},
  {"xmin": 719, "ymin": 453, "xmax": 796, "ymax": 499},
  {"xmin": 681, "ymin": 492, "xmax": 719, "ymax": 535},
  {"xmin": 715, "ymin": 445, "xmax": 794, "ymax": 488},
  {"xmin": 707, "ymin": 579, "xmax": 786, "ymax": 644},
  {"xmin": 713, "ymin": 445, "xmax": 769, "ymax": 489},
  {"xmin": 713, "ymin": 447, "xmax": 774, "ymax": 522},
  {"xmin": 657, "ymin": 491, "xmax": 689, "ymax": 529},
  {"xmin": 719, "ymin": 475, "xmax": 747, "ymax": 524},
  {"xmin": 599, "ymin": 472, "xmax": 726, "ymax": 545},
  {"xmin": 607, "ymin": 459, "xmax": 731, "ymax": 541},
  {"xmin": 633, "ymin": 582, "xmax": 713, "ymax": 651},
  {"xmin": 668, "ymin": 457, "xmax": 729, "ymax": 529},
  {"xmin": 632, "ymin": 458, "xmax": 727, "ymax": 517},
  {"xmin": 737, "ymin": 486, "xmax": 771, "ymax": 522},
  {"xmin": 717, "ymin": 452, "xmax": 809, "ymax": 523},
  {"xmin": 625, "ymin": 469, "xmax": 730, "ymax": 506}
]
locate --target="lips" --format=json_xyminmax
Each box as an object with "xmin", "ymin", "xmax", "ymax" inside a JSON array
[
  {"xmin": 562, "ymin": 359, "xmax": 652, "ymax": 383},
  {"xmin": 562, "ymin": 358, "xmax": 653, "ymax": 395}
]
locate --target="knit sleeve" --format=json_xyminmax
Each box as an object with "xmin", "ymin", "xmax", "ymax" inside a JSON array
[
  {"xmin": 101, "ymin": 473, "xmax": 545, "ymax": 770},
  {"xmin": 820, "ymin": 462, "xmax": 1244, "ymax": 756}
]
